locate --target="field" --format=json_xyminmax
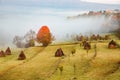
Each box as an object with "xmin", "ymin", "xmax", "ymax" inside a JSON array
[{"xmin": 0, "ymin": 40, "xmax": 120, "ymax": 80}]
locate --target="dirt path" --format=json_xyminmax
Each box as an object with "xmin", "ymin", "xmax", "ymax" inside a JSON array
[
  {"xmin": 47, "ymin": 57, "xmax": 62, "ymax": 78},
  {"xmin": 25, "ymin": 47, "xmax": 45, "ymax": 62}
]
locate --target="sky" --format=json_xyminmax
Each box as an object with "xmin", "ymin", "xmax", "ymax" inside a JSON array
[{"xmin": 0, "ymin": 0, "xmax": 120, "ymax": 46}]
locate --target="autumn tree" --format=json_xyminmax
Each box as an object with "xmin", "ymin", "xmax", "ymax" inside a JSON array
[{"xmin": 37, "ymin": 25, "xmax": 54, "ymax": 46}]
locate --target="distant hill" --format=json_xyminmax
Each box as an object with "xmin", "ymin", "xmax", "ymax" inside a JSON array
[{"xmin": 67, "ymin": 9, "xmax": 120, "ymax": 19}]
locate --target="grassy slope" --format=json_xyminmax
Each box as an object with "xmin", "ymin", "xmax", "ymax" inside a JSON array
[
  {"xmin": 0, "ymin": 48, "xmax": 24, "ymax": 75},
  {"xmin": 0, "ymin": 41, "xmax": 120, "ymax": 80}
]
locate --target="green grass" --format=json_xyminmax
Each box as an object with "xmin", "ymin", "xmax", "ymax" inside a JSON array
[{"xmin": 0, "ymin": 40, "xmax": 120, "ymax": 80}]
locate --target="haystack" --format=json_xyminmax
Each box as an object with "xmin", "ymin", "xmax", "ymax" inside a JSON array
[
  {"xmin": 18, "ymin": 51, "xmax": 26, "ymax": 60},
  {"xmin": 108, "ymin": 40, "xmax": 117, "ymax": 49},
  {"xmin": 55, "ymin": 48, "xmax": 65, "ymax": 57},
  {"xmin": 5, "ymin": 47, "xmax": 11, "ymax": 55},
  {"xmin": 0, "ymin": 50, "xmax": 5, "ymax": 57},
  {"xmin": 83, "ymin": 41, "xmax": 91, "ymax": 49}
]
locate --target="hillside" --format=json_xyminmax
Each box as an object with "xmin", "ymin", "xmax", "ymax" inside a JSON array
[{"xmin": 0, "ymin": 40, "xmax": 120, "ymax": 80}]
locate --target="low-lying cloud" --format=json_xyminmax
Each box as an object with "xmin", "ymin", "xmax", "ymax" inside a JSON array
[{"xmin": 81, "ymin": 0, "xmax": 120, "ymax": 4}]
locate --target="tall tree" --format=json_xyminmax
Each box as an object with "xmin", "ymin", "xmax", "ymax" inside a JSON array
[{"xmin": 37, "ymin": 25, "xmax": 54, "ymax": 46}]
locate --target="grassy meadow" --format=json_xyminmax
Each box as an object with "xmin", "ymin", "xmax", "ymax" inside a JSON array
[{"xmin": 0, "ymin": 39, "xmax": 120, "ymax": 80}]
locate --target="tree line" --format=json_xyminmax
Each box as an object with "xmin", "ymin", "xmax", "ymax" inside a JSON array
[{"xmin": 13, "ymin": 25, "xmax": 54, "ymax": 48}]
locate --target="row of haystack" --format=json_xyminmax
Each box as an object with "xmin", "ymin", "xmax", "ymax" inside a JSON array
[
  {"xmin": 0, "ymin": 47, "xmax": 26, "ymax": 60},
  {"xmin": 0, "ymin": 40, "xmax": 118, "ymax": 60},
  {"xmin": 54, "ymin": 40, "xmax": 119, "ymax": 57},
  {"xmin": 0, "ymin": 47, "xmax": 63, "ymax": 59},
  {"xmin": 81, "ymin": 40, "xmax": 119, "ymax": 50},
  {"xmin": 0, "ymin": 47, "xmax": 11, "ymax": 57},
  {"xmin": 18, "ymin": 40, "xmax": 119, "ymax": 59}
]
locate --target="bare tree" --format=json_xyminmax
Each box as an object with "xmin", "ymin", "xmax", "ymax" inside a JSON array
[
  {"xmin": 13, "ymin": 36, "xmax": 24, "ymax": 48},
  {"xmin": 24, "ymin": 29, "xmax": 36, "ymax": 47},
  {"xmin": 24, "ymin": 29, "xmax": 36, "ymax": 42}
]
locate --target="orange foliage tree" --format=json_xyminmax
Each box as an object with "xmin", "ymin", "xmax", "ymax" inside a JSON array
[{"xmin": 37, "ymin": 25, "xmax": 54, "ymax": 46}]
